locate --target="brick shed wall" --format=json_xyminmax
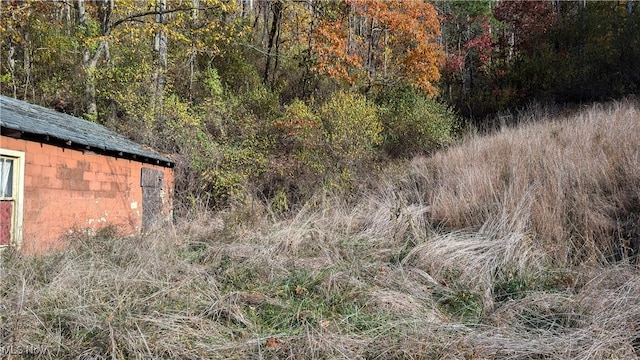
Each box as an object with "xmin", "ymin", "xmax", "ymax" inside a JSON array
[{"xmin": 1, "ymin": 135, "xmax": 174, "ymax": 254}]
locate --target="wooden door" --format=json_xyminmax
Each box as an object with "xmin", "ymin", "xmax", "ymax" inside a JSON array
[{"xmin": 141, "ymin": 167, "xmax": 165, "ymax": 232}]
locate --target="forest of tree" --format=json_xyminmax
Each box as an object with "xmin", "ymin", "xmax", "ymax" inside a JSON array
[{"xmin": 1, "ymin": 0, "xmax": 639, "ymax": 211}]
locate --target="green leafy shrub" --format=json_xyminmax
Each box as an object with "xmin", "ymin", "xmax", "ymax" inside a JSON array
[
  {"xmin": 377, "ymin": 84, "xmax": 459, "ymax": 157},
  {"xmin": 264, "ymin": 100, "xmax": 326, "ymax": 210},
  {"xmin": 273, "ymin": 99, "xmax": 325, "ymax": 172},
  {"xmin": 266, "ymin": 92, "xmax": 383, "ymax": 209},
  {"xmin": 158, "ymin": 92, "xmax": 269, "ymax": 211},
  {"xmin": 319, "ymin": 90, "xmax": 383, "ymax": 166}
]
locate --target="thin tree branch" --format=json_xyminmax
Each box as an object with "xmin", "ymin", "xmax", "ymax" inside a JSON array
[{"xmin": 107, "ymin": 5, "xmax": 220, "ymax": 35}]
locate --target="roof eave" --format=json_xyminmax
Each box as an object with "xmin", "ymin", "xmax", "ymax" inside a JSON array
[{"xmin": 1, "ymin": 125, "xmax": 174, "ymax": 168}]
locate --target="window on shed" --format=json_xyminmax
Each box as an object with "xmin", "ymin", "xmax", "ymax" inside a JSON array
[
  {"xmin": 0, "ymin": 151, "xmax": 23, "ymax": 248},
  {"xmin": 0, "ymin": 157, "xmax": 13, "ymax": 198}
]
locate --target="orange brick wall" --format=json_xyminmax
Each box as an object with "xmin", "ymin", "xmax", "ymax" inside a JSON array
[{"xmin": 1, "ymin": 135, "xmax": 174, "ymax": 254}]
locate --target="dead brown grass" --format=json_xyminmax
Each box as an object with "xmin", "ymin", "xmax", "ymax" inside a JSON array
[
  {"xmin": 407, "ymin": 100, "xmax": 640, "ymax": 266},
  {"xmin": 1, "ymin": 100, "xmax": 639, "ymax": 359}
]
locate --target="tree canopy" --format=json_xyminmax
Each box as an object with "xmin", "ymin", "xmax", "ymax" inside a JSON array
[{"xmin": 1, "ymin": 0, "xmax": 638, "ymax": 209}]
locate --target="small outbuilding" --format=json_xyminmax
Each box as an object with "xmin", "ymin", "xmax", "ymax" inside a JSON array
[{"xmin": 0, "ymin": 95, "xmax": 174, "ymax": 254}]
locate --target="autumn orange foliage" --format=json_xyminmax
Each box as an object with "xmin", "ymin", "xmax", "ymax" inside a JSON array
[{"xmin": 311, "ymin": 0, "xmax": 444, "ymax": 96}]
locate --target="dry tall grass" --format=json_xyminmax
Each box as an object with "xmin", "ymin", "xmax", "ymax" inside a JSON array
[
  {"xmin": 406, "ymin": 100, "xmax": 640, "ymax": 265},
  {"xmin": 1, "ymin": 100, "xmax": 639, "ymax": 359}
]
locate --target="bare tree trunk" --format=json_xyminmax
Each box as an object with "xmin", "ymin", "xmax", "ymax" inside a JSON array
[
  {"xmin": 383, "ymin": 29, "xmax": 388, "ymax": 79},
  {"xmin": 7, "ymin": 45, "xmax": 16, "ymax": 98},
  {"xmin": 262, "ymin": 0, "xmax": 270, "ymax": 44},
  {"xmin": 77, "ymin": 0, "xmax": 112, "ymax": 121},
  {"xmin": 22, "ymin": 32, "xmax": 31, "ymax": 101},
  {"xmin": 78, "ymin": 0, "xmax": 96, "ymax": 118},
  {"xmin": 5, "ymin": 18, "xmax": 17, "ymax": 98},
  {"xmin": 263, "ymin": 0, "xmax": 282, "ymax": 86},
  {"xmin": 241, "ymin": 0, "xmax": 254, "ymax": 18},
  {"xmin": 77, "ymin": 0, "xmax": 86, "ymax": 32},
  {"xmin": 272, "ymin": 9, "xmax": 283, "ymax": 85},
  {"xmin": 301, "ymin": 0, "xmax": 317, "ymax": 98},
  {"xmin": 367, "ymin": 18, "xmax": 375, "ymax": 79},
  {"xmin": 54, "ymin": 0, "xmax": 73, "ymax": 35},
  {"xmin": 189, "ymin": 0, "xmax": 199, "ymax": 102},
  {"xmin": 152, "ymin": 0, "xmax": 168, "ymax": 123}
]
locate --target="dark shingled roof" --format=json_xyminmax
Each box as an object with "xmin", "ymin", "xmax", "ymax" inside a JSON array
[{"xmin": 0, "ymin": 95, "xmax": 173, "ymax": 167}]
